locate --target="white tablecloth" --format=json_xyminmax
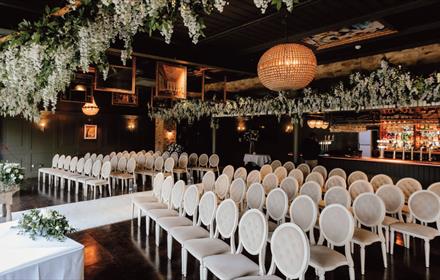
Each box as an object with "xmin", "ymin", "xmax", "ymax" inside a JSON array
[
  {"xmin": 243, "ymin": 154, "xmax": 272, "ymax": 167},
  {"xmin": 0, "ymin": 221, "xmax": 84, "ymax": 280}
]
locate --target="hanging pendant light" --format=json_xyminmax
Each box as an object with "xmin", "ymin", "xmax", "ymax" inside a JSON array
[
  {"xmin": 258, "ymin": 43, "xmax": 317, "ymax": 91},
  {"xmin": 82, "ymin": 98, "xmax": 99, "ymax": 116}
]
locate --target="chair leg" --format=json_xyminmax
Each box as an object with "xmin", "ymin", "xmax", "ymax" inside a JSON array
[
  {"xmin": 131, "ymin": 203, "xmax": 135, "ymax": 219},
  {"xmin": 424, "ymin": 239, "xmax": 430, "ymax": 268},
  {"xmin": 146, "ymin": 216, "xmax": 150, "ymax": 236},
  {"xmin": 93, "ymin": 185, "xmax": 96, "ymax": 199},
  {"xmin": 137, "ymin": 208, "xmax": 141, "ymax": 227},
  {"xmin": 360, "ymin": 245, "xmax": 365, "ymax": 275},
  {"xmin": 155, "ymin": 224, "xmax": 161, "ymax": 246},
  {"xmin": 381, "ymin": 240, "xmax": 388, "ymax": 268},
  {"xmin": 201, "ymin": 266, "xmax": 208, "ymax": 280},
  {"xmin": 385, "ymin": 227, "xmax": 390, "ymax": 253},
  {"xmin": 181, "ymin": 247, "xmax": 188, "ymax": 276},
  {"xmin": 390, "ymin": 230, "xmax": 395, "ymax": 254},
  {"xmin": 167, "ymin": 233, "xmax": 173, "ymax": 259},
  {"xmin": 348, "ymin": 265, "xmax": 355, "ymax": 280}
]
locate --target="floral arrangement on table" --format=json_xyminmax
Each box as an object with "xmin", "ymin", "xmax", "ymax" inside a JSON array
[
  {"xmin": 0, "ymin": 0, "xmax": 300, "ymax": 121},
  {"xmin": 0, "ymin": 162, "xmax": 24, "ymax": 192},
  {"xmin": 149, "ymin": 61, "xmax": 440, "ymax": 122},
  {"xmin": 166, "ymin": 143, "xmax": 184, "ymax": 155},
  {"xmin": 16, "ymin": 209, "xmax": 76, "ymax": 241},
  {"xmin": 239, "ymin": 130, "xmax": 260, "ymax": 154}
]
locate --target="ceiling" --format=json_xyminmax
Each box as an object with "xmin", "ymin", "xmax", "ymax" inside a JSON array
[{"xmin": 1, "ymin": 0, "xmax": 440, "ymax": 76}]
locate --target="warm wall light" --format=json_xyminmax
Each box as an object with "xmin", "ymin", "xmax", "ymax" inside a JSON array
[
  {"xmin": 237, "ymin": 118, "xmax": 246, "ymax": 132},
  {"xmin": 73, "ymin": 84, "xmax": 87, "ymax": 92},
  {"xmin": 127, "ymin": 122, "xmax": 136, "ymax": 131},
  {"xmin": 307, "ymin": 120, "xmax": 317, "ymax": 128},
  {"xmin": 38, "ymin": 120, "xmax": 47, "ymax": 131},
  {"xmin": 285, "ymin": 124, "xmax": 294, "ymax": 133},
  {"xmin": 165, "ymin": 130, "xmax": 174, "ymax": 140}
]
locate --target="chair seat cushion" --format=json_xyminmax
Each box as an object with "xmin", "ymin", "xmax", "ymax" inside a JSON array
[
  {"xmin": 204, "ymin": 253, "xmax": 260, "ymax": 279},
  {"xmin": 309, "ymin": 245, "xmax": 348, "ymax": 271},
  {"xmin": 147, "ymin": 209, "xmax": 179, "ymax": 221},
  {"xmin": 169, "ymin": 226, "xmax": 209, "ymax": 243},
  {"xmin": 352, "ymin": 228, "xmax": 381, "ymax": 246},
  {"xmin": 136, "ymin": 170, "xmax": 155, "ymax": 176},
  {"xmin": 382, "ymin": 216, "xmax": 400, "ymax": 226},
  {"xmin": 391, "ymin": 223, "xmax": 440, "ymax": 240},
  {"xmin": 86, "ymin": 179, "xmax": 108, "ymax": 186},
  {"xmin": 138, "ymin": 202, "xmax": 167, "ymax": 212},
  {"xmin": 132, "ymin": 196, "xmax": 158, "ymax": 205},
  {"xmin": 156, "ymin": 216, "xmax": 192, "ymax": 231},
  {"xmin": 235, "ymin": 276, "xmax": 282, "ymax": 280},
  {"xmin": 183, "ymin": 238, "xmax": 230, "ymax": 260},
  {"xmin": 77, "ymin": 176, "xmax": 95, "ymax": 184},
  {"xmin": 173, "ymin": 168, "xmax": 187, "ymax": 173},
  {"xmin": 116, "ymin": 173, "xmax": 134, "ymax": 179}
]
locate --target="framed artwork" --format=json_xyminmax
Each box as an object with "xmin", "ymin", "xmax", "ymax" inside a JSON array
[
  {"xmin": 84, "ymin": 124, "xmax": 97, "ymax": 140},
  {"xmin": 94, "ymin": 57, "xmax": 136, "ymax": 94},
  {"xmin": 302, "ymin": 21, "xmax": 397, "ymax": 50},
  {"xmin": 156, "ymin": 62, "xmax": 187, "ymax": 99},
  {"xmin": 112, "ymin": 91, "xmax": 138, "ymax": 107}
]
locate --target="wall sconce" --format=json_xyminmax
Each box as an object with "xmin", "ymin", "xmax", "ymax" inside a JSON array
[
  {"xmin": 38, "ymin": 120, "xmax": 47, "ymax": 132},
  {"xmin": 285, "ymin": 124, "xmax": 293, "ymax": 133},
  {"xmin": 237, "ymin": 119, "xmax": 246, "ymax": 132},
  {"xmin": 127, "ymin": 122, "xmax": 136, "ymax": 132},
  {"xmin": 165, "ymin": 130, "xmax": 174, "ymax": 140}
]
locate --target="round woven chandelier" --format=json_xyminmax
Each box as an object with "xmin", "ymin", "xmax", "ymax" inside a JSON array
[{"xmin": 257, "ymin": 43, "xmax": 317, "ymax": 91}]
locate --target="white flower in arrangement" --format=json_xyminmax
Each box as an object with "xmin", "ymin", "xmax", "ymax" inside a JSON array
[
  {"xmin": 40, "ymin": 208, "xmax": 50, "ymax": 219},
  {"xmin": 5, "ymin": 168, "xmax": 11, "ymax": 174},
  {"xmin": 254, "ymin": 0, "xmax": 271, "ymax": 13}
]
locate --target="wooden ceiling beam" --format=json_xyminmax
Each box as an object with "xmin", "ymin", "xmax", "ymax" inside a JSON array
[{"xmin": 205, "ymin": 43, "xmax": 440, "ymax": 92}]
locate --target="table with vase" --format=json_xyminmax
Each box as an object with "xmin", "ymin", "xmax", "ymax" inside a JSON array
[{"xmin": 243, "ymin": 153, "xmax": 272, "ymax": 167}]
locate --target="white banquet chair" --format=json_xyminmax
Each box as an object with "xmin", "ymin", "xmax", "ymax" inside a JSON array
[
  {"xmin": 390, "ymin": 190, "xmax": 440, "ymax": 267},
  {"xmin": 246, "ymin": 183, "xmax": 265, "ymax": 211},
  {"xmin": 351, "ymin": 193, "xmax": 387, "ymax": 275},
  {"xmin": 348, "ymin": 180, "xmax": 374, "ymax": 200},
  {"xmin": 347, "ymin": 170, "xmax": 368, "ymax": 186},
  {"xmin": 38, "ymin": 154, "xmax": 59, "ymax": 186},
  {"xmin": 328, "ymin": 168, "xmax": 347, "ymax": 181},
  {"xmin": 270, "ymin": 160, "xmax": 282, "ymax": 170},
  {"xmin": 289, "ymin": 169, "xmax": 304, "ymax": 186},
  {"xmin": 114, "ymin": 157, "xmax": 137, "ymax": 191},
  {"xmin": 229, "ymin": 178, "xmax": 246, "ymax": 210},
  {"xmin": 65, "ymin": 157, "xmax": 85, "ymax": 193},
  {"xmin": 297, "ymin": 163, "xmax": 311, "ymax": 178},
  {"xmin": 370, "ymin": 174, "xmax": 393, "ymax": 191},
  {"xmin": 323, "ymin": 186, "xmax": 351, "ymax": 209},
  {"xmin": 262, "ymin": 173, "xmax": 279, "ymax": 194},
  {"xmin": 300, "ymin": 181, "xmax": 322, "ymax": 205},
  {"xmin": 73, "ymin": 158, "xmax": 94, "ymax": 194},
  {"xmin": 214, "ymin": 174, "xmax": 230, "ymax": 200},
  {"xmin": 133, "ymin": 173, "xmax": 165, "ymax": 226},
  {"xmin": 163, "ymin": 157, "xmax": 175, "ymax": 177},
  {"xmin": 234, "ymin": 167, "xmax": 248, "ymax": 181},
  {"xmin": 266, "ymin": 188, "xmax": 288, "ymax": 241},
  {"xmin": 283, "ymin": 161, "xmax": 295, "ymax": 173},
  {"xmin": 259, "ymin": 164, "xmax": 272, "ymax": 180},
  {"xmin": 78, "ymin": 159, "xmax": 101, "ymax": 195},
  {"xmin": 324, "ymin": 175, "xmax": 347, "ymax": 191},
  {"xmin": 60, "ymin": 156, "xmax": 78, "ymax": 190},
  {"xmin": 170, "ymin": 152, "xmax": 179, "ymax": 163},
  {"xmin": 222, "ymin": 165, "xmax": 234, "ymax": 182},
  {"xmin": 182, "ymin": 199, "xmax": 238, "ymax": 278},
  {"xmin": 273, "ymin": 166, "xmax": 287, "ymax": 183},
  {"xmin": 246, "ymin": 170, "xmax": 261, "ymax": 187},
  {"xmin": 280, "ymin": 176, "xmax": 299, "ymax": 201},
  {"xmin": 202, "ymin": 209, "xmax": 268, "ymax": 280},
  {"xmin": 428, "ymin": 182, "xmax": 440, "ymax": 197},
  {"xmin": 290, "ymin": 195, "xmax": 318, "ymax": 244},
  {"xmin": 312, "ymin": 165, "xmax": 328, "ymax": 180},
  {"xmin": 311, "ymin": 204, "xmax": 355, "ymax": 280},
  {"xmin": 305, "ymin": 171, "xmax": 324, "ymax": 189},
  {"xmin": 173, "ymin": 154, "xmax": 189, "ymax": 181},
  {"xmin": 197, "ymin": 171, "xmax": 215, "ymax": 194},
  {"xmin": 85, "ymin": 161, "xmax": 112, "ymax": 199}
]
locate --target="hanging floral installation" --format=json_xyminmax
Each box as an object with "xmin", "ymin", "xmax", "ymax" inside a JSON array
[
  {"xmin": 149, "ymin": 61, "xmax": 440, "ymax": 123},
  {"xmin": 0, "ymin": 0, "xmax": 300, "ymax": 121}
]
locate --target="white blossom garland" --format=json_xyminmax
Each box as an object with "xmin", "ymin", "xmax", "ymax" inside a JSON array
[{"xmin": 149, "ymin": 61, "xmax": 440, "ymax": 123}]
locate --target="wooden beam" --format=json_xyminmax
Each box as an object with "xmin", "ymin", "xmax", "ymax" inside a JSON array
[
  {"xmin": 223, "ymin": 76, "xmax": 227, "ymax": 102},
  {"xmin": 205, "ymin": 43, "xmax": 440, "ymax": 92},
  {"xmin": 201, "ymin": 70, "xmax": 205, "ymax": 101}
]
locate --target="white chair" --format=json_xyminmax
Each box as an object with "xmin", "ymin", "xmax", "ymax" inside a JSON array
[
  {"xmin": 324, "ymin": 186, "xmax": 351, "ymax": 209},
  {"xmin": 208, "ymin": 154, "xmax": 220, "ymax": 174},
  {"xmin": 109, "ymin": 151, "xmax": 116, "ymax": 158},
  {"xmin": 312, "ymin": 165, "xmax": 328, "ymax": 180},
  {"xmin": 234, "ymin": 167, "xmax": 247, "ymax": 181},
  {"xmin": 259, "ymin": 164, "xmax": 272, "ymax": 180},
  {"xmin": 347, "ymin": 171, "xmax": 368, "ymax": 186},
  {"xmin": 162, "ymin": 151, "xmax": 170, "ymax": 160},
  {"xmin": 300, "ymin": 181, "xmax": 322, "ymax": 205},
  {"xmin": 280, "ymin": 176, "xmax": 299, "ymax": 201},
  {"xmin": 236, "ymin": 223, "xmax": 310, "ymax": 280},
  {"xmin": 136, "ymin": 155, "xmax": 155, "ymax": 186},
  {"xmin": 84, "ymin": 152, "xmax": 91, "ymax": 161},
  {"xmin": 114, "ymin": 157, "xmax": 137, "ymax": 191},
  {"xmin": 53, "ymin": 155, "xmax": 71, "ymax": 188},
  {"xmin": 289, "ymin": 169, "xmax": 304, "ymax": 186},
  {"xmin": 222, "ymin": 165, "xmax": 234, "ymax": 182},
  {"xmin": 138, "ymin": 175, "xmax": 173, "ymax": 234},
  {"xmin": 246, "ymin": 170, "xmax": 261, "ymax": 187},
  {"xmin": 390, "ymin": 190, "xmax": 440, "ymax": 268},
  {"xmin": 194, "ymin": 153, "xmax": 209, "ymax": 178},
  {"xmin": 348, "ymin": 179, "xmax": 374, "ymax": 200},
  {"xmin": 273, "ymin": 166, "xmax": 287, "ymax": 183},
  {"xmin": 182, "ymin": 199, "xmax": 238, "ymax": 278},
  {"xmin": 102, "ymin": 155, "xmax": 110, "ymax": 162},
  {"xmin": 96, "ymin": 154, "xmax": 103, "ymax": 161},
  {"xmin": 132, "ymin": 173, "xmax": 165, "ymax": 226},
  {"xmin": 197, "ymin": 171, "xmax": 215, "ymax": 194},
  {"xmin": 203, "ymin": 209, "xmax": 268, "ymax": 280},
  {"xmin": 370, "ymin": 174, "xmax": 393, "ymax": 191},
  {"xmin": 396, "ymin": 177, "xmax": 422, "ymax": 201},
  {"xmin": 90, "ymin": 153, "xmax": 97, "ymax": 161},
  {"xmin": 65, "ymin": 157, "xmax": 85, "ymax": 193},
  {"xmin": 283, "ymin": 161, "xmax": 295, "ymax": 173},
  {"xmin": 297, "ymin": 163, "xmax": 311, "ymax": 177},
  {"xmin": 290, "ymin": 195, "xmax": 318, "ymax": 245},
  {"xmin": 270, "ymin": 160, "xmax": 282, "ymax": 170},
  {"xmin": 351, "ymin": 193, "xmax": 387, "ymax": 275},
  {"xmin": 214, "ymin": 174, "xmax": 230, "ymax": 200},
  {"xmin": 86, "ymin": 161, "xmax": 112, "ymax": 199},
  {"xmin": 262, "ymin": 173, "xmax": 279, "ymax": 194},
  {"xmin": 80, "ymin": 159, "xmax": 101, "ymax": 195},
  {"xmin": 170, "ymin": 152, "xmax": 179, "ymax": 163},
  {"xmin": 173, "ymin": 154, "xmax": 189, "ymax": 181},
  {"xmin": 155, "ymin": 185, "xmax": 199, "ymax": 247},
  {"xmin": 305, "ymin": 171, "xmax": 324, "ymax": 188},
  {"xmin": 376, "ymin": 184, "xmax": 405, "ymax": 252},
  {"xmin": 266, "ymin": 188, "xmax": 288, "ymax": 241},
  {"xmin": 229, "ymin": 178, "xmax": 246, "ymax": 210},
  {"xmin": 74, "ymin": 158, "xmax": 96, "ymax": 194},
  {"xmin": 38, "ymin": 154, "xmax": 59, "ymax": 186},
  {"xmin": 328, "ymin": 168, "xmax": 347, "ymax": 181},
  {"xmin": 60, "ymin": 156, "xmax": 78, "ymax": 190},
  {"xmin": 428, "ymin": 182, "xmax": 440, "ymax": 197},
  {"xmin": 246, "ymin": 183, "xmax": 265, "ymax": 211},
  {"xmin": 324, "ymin": 175, "xmax": 347, "ymax": 191},
  {"xmin": 170, "ymin": 191, "xmax": 216, "ymax": 263},
  {"xmin": 188, "ymin": 153, "xmax": 198, "ymax": 180},
  {"xmin": 163, "ymin": 157, "xmax": 175, "ymax": 177},
  {"xmin": 110, "ymin": 157, "xmax": 127, "ymax": 187},
  {"xmin": 312, "ymin": 204, "xmax": 355, "ymax": 280}
]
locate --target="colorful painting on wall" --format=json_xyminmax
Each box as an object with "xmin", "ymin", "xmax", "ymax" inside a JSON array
[
  {"xmin": 302, "ymin": 21, "xmax": 397, "ymax": 50},
  {"xmin": 84, "ymin": 124, "xmax": 97, "ymax": 140}
]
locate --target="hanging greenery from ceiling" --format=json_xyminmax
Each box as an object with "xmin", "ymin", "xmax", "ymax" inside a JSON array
[
  {"xmin": 149, "ymin": 61, "xmax": 440, "ymax": 123},
  {"xmin": 0, "ymin": 0, "xmax": 300, "ymax": 121}
]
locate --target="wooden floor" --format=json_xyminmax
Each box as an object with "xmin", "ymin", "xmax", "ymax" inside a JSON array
[{"xmin": 2, "ymin": 180, "xmax": 440, "ymax": 280}]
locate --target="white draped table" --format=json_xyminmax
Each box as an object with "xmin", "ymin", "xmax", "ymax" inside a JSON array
[
  {"xmin": 243, "ymin": 153, "xmax": 271, "ymax": 167},
  {"xmin": 0, "ymin": 221, "xmax": 84, "ymax": 280}
]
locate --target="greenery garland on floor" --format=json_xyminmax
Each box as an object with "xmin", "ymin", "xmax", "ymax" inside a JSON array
[
  {"xmin": 0, "ymin": 0, "xmax": 300, "ymax": 121},
  {"xmin": 149, "ymin": 61, "xmax": 440, "ymax": 123}
]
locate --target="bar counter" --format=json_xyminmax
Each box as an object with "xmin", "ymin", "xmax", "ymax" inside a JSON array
[{"xmin": 319, "ymin": 155, "xmax": 440, "ymax": 188}]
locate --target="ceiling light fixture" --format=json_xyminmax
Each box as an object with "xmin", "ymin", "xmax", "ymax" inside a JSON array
[{"xmin": 82, "ymin": 98, "xmax": 99, "ymax": 116}]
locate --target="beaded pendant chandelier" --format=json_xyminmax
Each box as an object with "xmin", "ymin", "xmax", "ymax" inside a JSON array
[
  {"xmin": 82, "ymin": 99, "xmax": 99, "ymax": 116},
  {"xmin": 257, "ymin": 43, "xmax": 317, "ymax": 91}
]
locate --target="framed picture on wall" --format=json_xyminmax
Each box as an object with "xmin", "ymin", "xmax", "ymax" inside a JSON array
[
  {"xmin": 94, "ymin": 57, "xmax": 136, "ymax": 94},
  {"xmin": 84, "ymin": 124, "xmax": 97, "ymax": 140},
  {"xmin": 112, "ymin": 91, "xmax": 138, "ymax": 107},
  {"xmin": 156, "ymin": 62, "xmax": 187, "ymax": 99}
]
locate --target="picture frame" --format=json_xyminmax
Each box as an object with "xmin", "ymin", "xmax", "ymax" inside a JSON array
[
  {"xmin": 156, "ymin": 62, "xmax": 187, "ymax": 99},
  {"xmin": 84, "ymin": 124, "xmax": 97, "ymax": 140},
  {"xmin": 94, "ymin": 57, "xmax": 136, "ymax": 94},
  {"xmin": 112, "ymin": 91, "xmax": 139, "ymax": 107}
]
